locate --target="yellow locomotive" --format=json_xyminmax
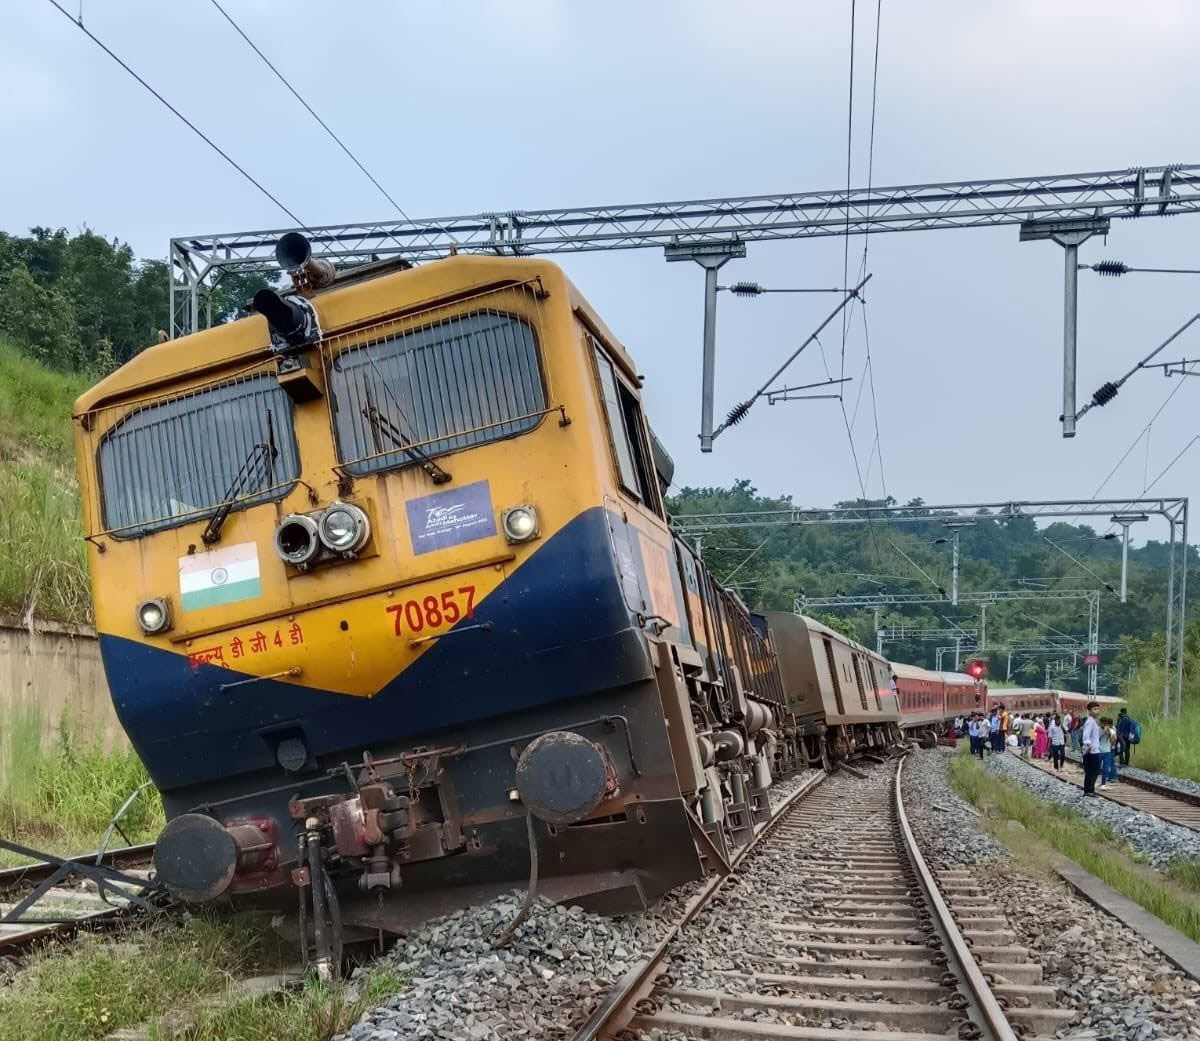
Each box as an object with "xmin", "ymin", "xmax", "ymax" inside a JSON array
[{"xmin": 74, "ymin": 235, "xmax": 802, "ymax": 963}]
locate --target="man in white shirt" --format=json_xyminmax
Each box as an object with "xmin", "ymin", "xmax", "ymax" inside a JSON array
[
  {"xmin": 1048, "ymin": 715, "xmax": 1066, "ymax": 771},
  {"xmin": 977, "ymin": 713, "xmax": 990, "ymax": 759},
  {"xmin": 1081, "ymin": 701, "xmax": 1102, "ymax": 795}
]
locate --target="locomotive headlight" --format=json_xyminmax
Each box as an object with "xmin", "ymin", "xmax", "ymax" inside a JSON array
[
  {"xmin": 502, "ymin": 505, "xmax": 539, "ymax": 543},
  {"xmin": 136, "ymin": 597, "xmax": 171, "ymax": 635},
  {"xmin": 274, "ymin": 513, "xmax": 321, "ymax": 566},
  {"xmin": 318, "ymin": 502, "xmax": 370, "ymax": 555}
]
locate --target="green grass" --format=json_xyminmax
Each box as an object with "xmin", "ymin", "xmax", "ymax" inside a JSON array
[
  {"xmin": 0, "ymin": 337, "xmax": 89, "ymax": 623},
  {"xmin": 0, "ymin": 916, "xmax": 289, "ymax": 1041},
  {"xmin": 1166, "ymin": 857, "xmax": 1200, "ymax": 892},
  {"xmin": 947, "ymin": 752, "xmax": 1200, "ymax": 943},
  {"xmin": 0, "ymin": 707, "xmax": 162, "ymax": 865},
  {"xmin": 181, "ymin": 966, "xmax": 406, "ymax": 1041},
  {"xmin": 0, "ymin": 911, "xmax": 405, "ymax": 1041},
  {"xmin": 0, "ymin": 336, "xmax": 86, "ymax": 464},
  {"xmin": 1118, "ymin": 667, "xmax": 1200, "ymax": 782}
]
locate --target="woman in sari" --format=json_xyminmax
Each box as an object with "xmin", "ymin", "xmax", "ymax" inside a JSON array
[{"xmin": 1033, "ymin": 716, "xmax": 1049, "ymax": 759}]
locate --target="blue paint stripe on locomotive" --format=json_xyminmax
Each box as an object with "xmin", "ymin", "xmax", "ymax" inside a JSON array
[{"xmin": 98, "ymin": 507, "xmax": 654, "ymax": 791}]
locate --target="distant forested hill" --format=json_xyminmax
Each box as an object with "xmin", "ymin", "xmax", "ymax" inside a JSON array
[{"xmin": 668, "ymin": 480, "xmax": 1199, "ymax": 693}]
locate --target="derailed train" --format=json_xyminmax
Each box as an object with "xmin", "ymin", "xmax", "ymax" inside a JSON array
[{"xmin": 75, "ymin": 236, "xmax": 984, "ymax": 962}]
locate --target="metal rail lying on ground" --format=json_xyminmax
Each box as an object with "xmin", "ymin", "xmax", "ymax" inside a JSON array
[
  {"xmin": 0, "ymin": 842, "xmax": 156, "ymax": 891},
  {"xmin": 0, "ymin": 839, "xmax": 166, "ymax": 955}
]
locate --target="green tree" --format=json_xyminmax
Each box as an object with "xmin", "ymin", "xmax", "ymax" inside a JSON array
[{"xmin": 0, "ymin": 264, "xmax": 81, "ymax": 368}]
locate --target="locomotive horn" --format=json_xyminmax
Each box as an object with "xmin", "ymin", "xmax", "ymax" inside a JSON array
[{"xmin": 275, "ymin": 231, "xmax": 336, "ymax": 289}]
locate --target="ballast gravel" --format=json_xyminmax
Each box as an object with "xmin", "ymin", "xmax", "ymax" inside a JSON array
[
  {"xmin": 340, "ymin": 893, "xmax": 669, "ymax": 1041},
  {"xmin": 899, "ymin": 742, "xmax": 1008, "ymax": 867},
  {"xmin": 339, "ymin": 773, "xmax": 817, "ymax": 1041},
  {"xmin": 340, "ymin": 759, "xmax": 1200, "ymax": 1041},
  {"xmin": 905, "ymin": 749, "xmax": 1200, "ymax": 1040},
  {"xmin": 983, "ymin": 749, "xmax": 1200, "ymax": 868}
]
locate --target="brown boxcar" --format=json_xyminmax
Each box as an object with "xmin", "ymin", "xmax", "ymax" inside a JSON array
[{"xmin": 762, "ymin": 612, "xmax": 899, "ymax": 763}]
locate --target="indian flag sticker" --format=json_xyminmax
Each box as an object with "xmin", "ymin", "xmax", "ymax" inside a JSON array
[{"xmin": 179, "ymin": 542, "xmax": 262, "ymax": 612}]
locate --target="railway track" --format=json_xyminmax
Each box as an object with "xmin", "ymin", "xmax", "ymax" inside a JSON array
[
  {"xmin": 1022, "ymin": 756, "xmax": 1200, "ymax": 832},
  {"xmin": 0, "ymin": 843, "xmax": 159, "ymax": 955},
  {"xmin": 572, "ymin": 758, "xmax": 1072, "ymax": 1041}
]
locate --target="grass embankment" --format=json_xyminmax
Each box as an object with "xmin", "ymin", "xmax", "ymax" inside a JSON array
[
  {"xmin": 947, "ymin": 752, "xmax": 1200, "ymax": 943},
  {"xmin": 0, "ymin": 337, "xmax": 89, "ymax": 623},
  {"xmin": 0, "ymin": 915, "xmax": 406, "ymax": 1041},
  {"xmin": 1118, "ymin": 667, "xmax": 1200, "ymax": 782},
  {"xmin": 0, "ymin": 707, "xmax": 162, "ymax": 866}
]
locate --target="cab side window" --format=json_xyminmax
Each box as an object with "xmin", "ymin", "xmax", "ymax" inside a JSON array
[{"xmin": 591, "ymin": 338, "xmax": 662, "ymax": 515}]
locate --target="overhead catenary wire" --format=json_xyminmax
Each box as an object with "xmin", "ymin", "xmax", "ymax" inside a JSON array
[
  {"xmin": 43, "ymin": 0, "xmax": 304, "ymax": 226},
  {"xmin": 839, "ymin": 0, "xmax": 857, "ymax": 382},
  {"xmin": 719, "ymin": 535, "xmax": 773, "ymax": 585},
  {"xmin": 840, "ymin": 0, "xmax": 889, "ymax": 503},
  {"xmin": 1043, "ymin": 537, "xmax": 1117, "ymax": 595},
  {"xmin": 206, "ymin": 0, "xmax": 447, "ymax": 251},
  {"xmin": 1091, "ymin": 376, "xmax": 1189, "ymax": 497}
]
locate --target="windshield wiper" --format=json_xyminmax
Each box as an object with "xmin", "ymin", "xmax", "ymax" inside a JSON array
[
  {"xmin": 362, "ymin": 397, "xmax": 451, "ymax": 485},
  {"xmin": 201, "ymin": 411, "xmax": 279, "ymax": 545}
]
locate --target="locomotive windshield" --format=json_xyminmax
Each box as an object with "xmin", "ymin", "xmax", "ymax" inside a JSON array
[
  {"xmin": 328, "ymin": 311, "xmax": 545, "ymax": 475},
  {"xmin": 97, "ymin": 374, "xmax": 301, "ymax": 536}
]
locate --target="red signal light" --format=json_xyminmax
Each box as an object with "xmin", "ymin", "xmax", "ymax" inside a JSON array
[{"xmin": 966, "ymin": 660, "xmax": 986, "ymax": 679}]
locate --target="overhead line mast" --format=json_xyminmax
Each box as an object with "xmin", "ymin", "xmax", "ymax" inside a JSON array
[{"xmin": 171, "ymin": 164, "xmax": 1200, "ymax": 445}]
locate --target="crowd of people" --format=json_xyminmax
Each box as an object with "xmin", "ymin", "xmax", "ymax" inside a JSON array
[{"xmin": 955, "ymin": 705, "xmax": 1141, "ymax": 796}]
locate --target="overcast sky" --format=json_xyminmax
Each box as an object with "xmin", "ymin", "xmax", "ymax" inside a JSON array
[{"xmin": 5, "ymin": 1, "xmax": 1199, "ymax": 548}]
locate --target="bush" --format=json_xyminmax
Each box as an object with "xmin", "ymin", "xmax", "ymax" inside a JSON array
[
  {"xmin": 1119, "ymin": 667, "xmax": 1200, "ymax": 783},
  {"xmin": 0, "ymin": 706, "xmax": 162, "ymax": 859}
]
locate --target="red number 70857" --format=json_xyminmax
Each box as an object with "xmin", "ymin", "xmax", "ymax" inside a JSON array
[{"xmin": 386, "ymin": 585, "xmax": 476, "ymax": 636}]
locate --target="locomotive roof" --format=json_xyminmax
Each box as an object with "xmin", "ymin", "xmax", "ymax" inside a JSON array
[{"xmin": 74, "ymin": 253, "xmax": 640, "ymax": 414}]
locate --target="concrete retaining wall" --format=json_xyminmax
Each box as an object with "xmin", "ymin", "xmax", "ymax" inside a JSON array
[{"xmin": 0, "ymin": 614, "xmax": 126, "ymax": 752}]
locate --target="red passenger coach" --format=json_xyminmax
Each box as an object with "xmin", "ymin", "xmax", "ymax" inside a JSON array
[
  {"xmin": 986, "ymin": 688, "xmax": 1123, "ymax": 716},
  {"xmin": 941, "ymin": 671, "xmax": 982, "ymax": 717},
  {"xmin": 890, "ymin": 663, "xmax": 986, "ymax": 745}
]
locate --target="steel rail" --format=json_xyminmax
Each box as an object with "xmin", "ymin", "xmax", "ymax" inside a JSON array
[
  {"xmin": 1104, "ymin": 770, "xmax": 1200, "ymax": 811},
  {"xmin": 894, "ymin": 756, "xmax": 1018, "ymax": 1041},
  {"xmin": 1026, "ymin": 754, "xmax": 1200, "ymax": 832},
  {"xmin": 0, "ymin": 905, "xmax": 134, "ymax": 956},
  {"xmin": 569, "ymin": 769, "xmax": 827, "ymax": 1041}
]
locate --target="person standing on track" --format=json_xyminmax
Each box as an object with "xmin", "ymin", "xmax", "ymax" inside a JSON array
[
  {"xmin": 968, "ymin": 713, "xmax": 979, "ymax": 757},
  {"xmin": 1048, "ymin": 714, "xmax": 1066, "ymax": 771},
  {"xmin": 1116, "ymin": 708, "xmax": 1135, "ymax": 766},
  {"xmin": 1033, "ymin": 716, "xmax": 1048, "ymax": 759},
  {"xmin": 1100, "ymin": 717, "xmax": 1118, "ymax": 787},
  {"xmin": 1081, "ymin": 701, "xmax": 1102, "ymax": 796},
  {"xmin": 976, "ymin": 712, "xmax": 990, "ymax": 759},
  {"xmin": 1019, "ymin": 713, "xmax": 1035, "ymax": 758}
]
